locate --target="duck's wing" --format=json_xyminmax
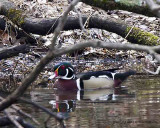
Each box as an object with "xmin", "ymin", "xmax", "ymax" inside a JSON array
[
  {"xmin": 76, "ymin": 71, "xmax": 113, "ymax": 80},
  {"xmin": 76, "ymin": 68, "xmax": 120, "ymax": 79},
  {"xmin": 114, "ymin": 70, "xmax": 136, "ymax": 81},
  {"xmin": 76, "ymin": 70, "xmax": 136, "ymax": 81}
]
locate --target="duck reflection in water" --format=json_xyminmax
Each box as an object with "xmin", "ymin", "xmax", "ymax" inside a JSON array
[{"xmin": 49, "ymin": 86, "xmax": 131, "ymax": 113}]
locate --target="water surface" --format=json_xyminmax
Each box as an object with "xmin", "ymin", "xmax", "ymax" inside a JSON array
[{"xmin": 22, "ymin": 75, "xmax": 160, "ymax": 128}]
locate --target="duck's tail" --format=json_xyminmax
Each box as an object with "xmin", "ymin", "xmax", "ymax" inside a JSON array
[{"xmin": 114, "ymin": 70, "xmax": 136, "ymax": 87}]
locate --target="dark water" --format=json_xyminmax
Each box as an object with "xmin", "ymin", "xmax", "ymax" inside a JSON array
[{"xmin": 21, "ymin": 75, "xmax": 160, "ymax": 128}]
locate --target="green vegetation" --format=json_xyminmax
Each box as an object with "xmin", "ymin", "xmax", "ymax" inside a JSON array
[
  {"xmin": 7, "ymin": 9, "xmax": 25, "ymax": 26},
  {"xmin": 126, "ymin": 27, "xmax": 160, "ymax": 46}
]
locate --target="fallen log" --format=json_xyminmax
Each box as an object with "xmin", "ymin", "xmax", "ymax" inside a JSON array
[
  {"xmin": 0, "ymin": 0, "xmax": 159, "ymax": 46},
  {"xmin": 0, "ymin": 44, "xmax": 30, "ymax": 60}
]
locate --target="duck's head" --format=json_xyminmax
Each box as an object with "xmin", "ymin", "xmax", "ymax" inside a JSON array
[{"xmin": 49, "ymin": 62, "xmax": 75, "ymax": 80}]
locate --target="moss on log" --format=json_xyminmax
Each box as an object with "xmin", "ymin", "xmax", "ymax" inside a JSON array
[
  {"xmin": 7, "ymin": 9, "xmax": 25, "ymax": 26},
  {"xmin": 0, "ymin": 0, "xmax": 25, "ymax": 26},
  {"xmin": 126, "ymin": 27, "xmax": 160, "ymax": 46}
]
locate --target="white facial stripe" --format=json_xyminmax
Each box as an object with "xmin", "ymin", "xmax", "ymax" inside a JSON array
[
  {"xmin": 65, "ymin": 69, "xmax": 69, "ymax": 77},
  {"xmin": 76, "ymin": 78, "xmax": 81, "ymax": 90},
  {"xmin": 111, "ymin": 73, "xmax": 116, "ymax": 80},
  {"xmin": 68, "ymin": 67, "xmax": 74, "ymax": 71},
  {"xmin": 55, "ymin": 64, "xmax": 74, "ymax": 80}
]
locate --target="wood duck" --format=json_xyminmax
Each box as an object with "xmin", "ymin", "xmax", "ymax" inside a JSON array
[{"xmin": 49, "ymin": 62, "xmax": 136, "ymax": 90}]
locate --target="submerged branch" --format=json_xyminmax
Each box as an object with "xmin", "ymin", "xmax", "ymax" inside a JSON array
[
  {"xmin": 4, "ymin": 109, "xmax": 23, "ymax": 128},
  {"xmin": 0, "ymin": 116, "xmax": 35, "ymax": 128},
  {"xmin": 0, "ymin": 96, "xmax": 40, "ymax": 125},
  {"xmin": 19, "ymin": 98, "xmax": 65, "ymax": 121}
]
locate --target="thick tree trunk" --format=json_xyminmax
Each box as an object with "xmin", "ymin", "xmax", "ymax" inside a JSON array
[{"xmin": 24, "ymin": 16, "xmax": 160, "ymax": 46}]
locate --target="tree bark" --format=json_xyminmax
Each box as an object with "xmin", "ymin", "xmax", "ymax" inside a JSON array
[{"xmin": 16, "ymin": 16, "xmax": 160, "ymax": 46}]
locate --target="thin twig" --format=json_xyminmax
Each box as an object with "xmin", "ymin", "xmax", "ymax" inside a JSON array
[
  {"xmin": 83, "ymin": 11, "xmax": 94, "ymax": 28},
  {"xmin": 50, "ymin": 0, "xmax": 80, "ymax": 49},
  {"xmin": 74, "ymin": 6, "xmax": 84, "ymax": 30},
  {"xmin": 0, "ymin": 96, "xmax": 40, "ymax": 125},
  {"xmin": 125, "ymin": 23, "xmax": 136, "ymax": 39},
  {"xmin": 12, "ymin": 106, "xmax": 40, "ymax": 125},
  {"xmin": 46, "ymin": 15, "xmax": 62, "ymax": 35}
]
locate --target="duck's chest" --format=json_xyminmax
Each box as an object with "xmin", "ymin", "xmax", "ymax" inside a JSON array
[{"xmin": 55, "ymin": 79, "xmax": 78, "ymax": 90}]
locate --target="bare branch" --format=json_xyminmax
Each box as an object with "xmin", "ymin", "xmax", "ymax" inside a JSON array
[
  {"xmin": 0, "ymin": 96, "xmax": 40, "ymax": 125},
  {"xmin": 50, "ymin": 0, "xmax": 80, "ymax": 49},
  {"xmin": 12, "ymin": 105, "xmax": 40, "ymax": 125},
  {"xmin": 4, "ymin": 109, "xmax": 24, "ymax": 128},
  {"xmin": 19, "ymin": 98, "xmax": 65, "ymax": 121},
  {"xmin": 143, "ymin": 66, "xmax": 160, "ymax": 74},
  {"xmin": 73, "ymin": 4, "xmax": 84, "ymax": 30}
]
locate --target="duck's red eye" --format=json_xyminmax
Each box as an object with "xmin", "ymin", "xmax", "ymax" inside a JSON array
[{"xmin": 61, "ymin": 65, "xmax": 65, "ymax": 69}]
